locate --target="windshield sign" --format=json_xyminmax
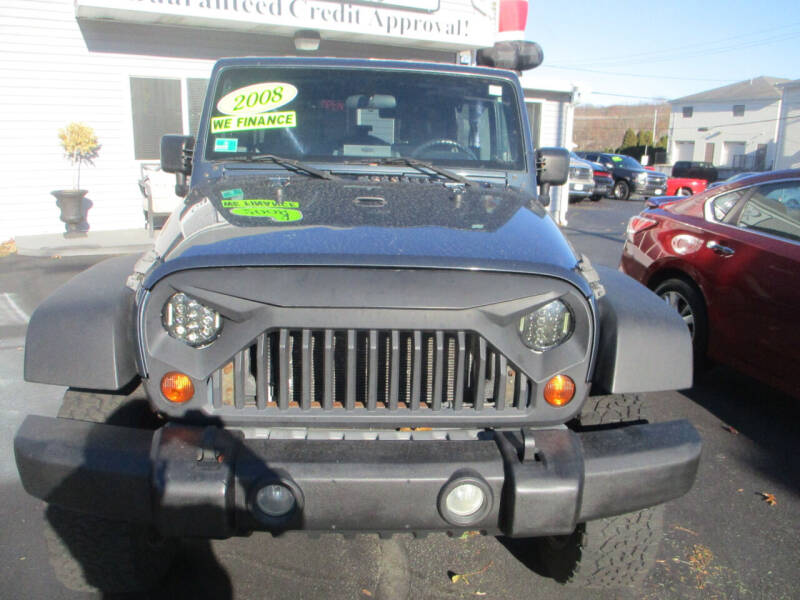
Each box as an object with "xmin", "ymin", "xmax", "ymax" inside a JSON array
[{"xmin": 205, "ymin": 67, "xmax": 524, "ymax": 170}]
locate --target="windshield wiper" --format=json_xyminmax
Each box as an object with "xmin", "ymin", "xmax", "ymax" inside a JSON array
[
  {"xmin": 224, "ymin": 153, "xmax": 339, "ymax": 181},
  {"xmin": 374, "ymin": 157, "xmax": 476, "ymax": 187}
]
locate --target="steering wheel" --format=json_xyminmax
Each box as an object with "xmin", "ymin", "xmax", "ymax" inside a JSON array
[{"xmin": 412, "ymin": 138, "xmax": 477, "ymax": 160}]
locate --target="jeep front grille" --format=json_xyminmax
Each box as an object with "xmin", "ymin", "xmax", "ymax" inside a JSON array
[{"xmin": 210, "ymin": 329, "xmax": 532, "ymax": 413}]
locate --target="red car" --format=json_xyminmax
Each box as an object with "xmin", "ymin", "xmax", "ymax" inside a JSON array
[
  {"xmin": 666, "ymin": 176, "xmax": 707, "ymax": 197},
  {"xmin": 620, "ymin": 169, "xmax": 800, "ymax": 398}
]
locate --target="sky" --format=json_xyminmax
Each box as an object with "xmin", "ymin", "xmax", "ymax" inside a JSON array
[{"xmin": 523, "ymin": 0, "xmax": 800, "ymax": 105}]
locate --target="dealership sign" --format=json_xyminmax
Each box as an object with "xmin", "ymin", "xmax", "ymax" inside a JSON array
[{"xmin": 74, "ymin": 0, "xmax": 499, "ymax": 49}]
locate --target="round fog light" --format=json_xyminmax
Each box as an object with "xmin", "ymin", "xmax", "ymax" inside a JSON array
[
  {"xmin": 255, "ymin": 484, "xmax": 296, "ymax": 517},
  {"xmin": 445, "ymin": 483, "xmax": 485, "ymax": 518}
]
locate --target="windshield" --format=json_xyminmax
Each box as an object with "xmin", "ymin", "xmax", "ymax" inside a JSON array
[
  {"xmin": 608, "ymin": 154, "xmax": 643, "ymax": 170},
  {"xmin": 204, "ymin": 67, "xmax": 525, "ymax": 171}
]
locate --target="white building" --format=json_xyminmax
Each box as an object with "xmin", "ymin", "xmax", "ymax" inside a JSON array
[
  {"xmin": 775, "ymin": 79, "xmax": 800, "ymax": 171},
  {"xmin": 0, "ymin": 0, "xmax": 578, "ymax": 239},
  {"xmin": 668, "ymin": 76, "xmax": 789, "ymax": 171}
]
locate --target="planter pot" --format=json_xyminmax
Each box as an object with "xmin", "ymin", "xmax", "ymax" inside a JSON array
[{"xmin": 51, "ymin": 190, "xmax": 92, "ymax": 238}]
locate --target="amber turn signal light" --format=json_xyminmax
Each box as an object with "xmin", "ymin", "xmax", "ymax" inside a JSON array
[
  {"xmin": 161, "ymin": 372, "xmax": 194, "ymax": 403},
  {"xmin": 543, "ymin": 374, "xmax": 575, "ymax": 407}
]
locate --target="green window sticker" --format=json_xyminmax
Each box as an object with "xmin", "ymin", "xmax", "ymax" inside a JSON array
[
  {"xmin": 611, "ymin": 156, "xmax": 623, "ymax": 162},
  {"xmin": 231, "ymin": 207, "xmax": 303, "ymax": 221},
  {"xmin": 210, "ymin": 111, "xmax": 296, "ymax": 134},
  {"xmin": 214, "ymin": 138, "xmax": 239, "ymax": 152},
  {"xmin": 220, "ymin": 188, "xmax": 244, "ymax": 200},
  {"xmin": 221, "ymin": 198, "xmax": 303, "ymax": 221},
  {"xmin": 221, "ymin": 198, "xmax": 299, "ymax": 209}
]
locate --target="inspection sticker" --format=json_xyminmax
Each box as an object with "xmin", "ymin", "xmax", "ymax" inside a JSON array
[
  {"xmin": 211, "ymin": 111, "xmax": 296, "ymax": 134},
  {"xmin": 488, "ymin": 84, "xmax": 503, "ymax": 97},
  {"xmin": 214, "ymin": 138, "xmax": 238, "ymax": 152},
  {"xmin": 220, "ymin": 188, "xmax": 243, "ymax": 200},
  {"xmin": 221, "ymin": 198, "xmax": 302, "ymax": 221}
]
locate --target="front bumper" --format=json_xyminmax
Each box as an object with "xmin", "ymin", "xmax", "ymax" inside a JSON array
[
  {"xmin": 15, "ymin": 415, "xmax": 700, "ymax": 538},
  {"xmin": 569, "ymin": 182, "xmax": 594, "ymax": 198},
  {"xmin": 592, "ymin": 179, "xmax": 613, "ymax": 196}
]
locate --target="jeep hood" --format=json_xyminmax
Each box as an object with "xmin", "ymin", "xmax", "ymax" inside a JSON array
[{"xmin": 143, "ymin": 176, "xmax": 583, "ymax": 291}]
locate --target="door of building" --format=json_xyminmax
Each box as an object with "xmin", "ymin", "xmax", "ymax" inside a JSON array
[{"xmin": 704, "ymin": 142, "xmax": 715, "ymax": 163}]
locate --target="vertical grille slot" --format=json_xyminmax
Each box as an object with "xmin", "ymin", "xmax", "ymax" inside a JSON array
[{"xmin": 210, "ymin": 329, "xmax": 534, "ymax": 414}]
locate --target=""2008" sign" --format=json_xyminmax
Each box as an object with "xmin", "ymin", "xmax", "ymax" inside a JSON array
[{"xmin": 216, "ymin": 82, "xmax": 298, "ymax": 116}]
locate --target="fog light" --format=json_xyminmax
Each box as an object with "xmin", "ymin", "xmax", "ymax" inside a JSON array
[
  {"xmin": 160, "ymin": 372, "xmax": 194, "ymax": 403},
  {"xmin": 439, "ymin": 475, "xmax": 491, "ymax": 525},
  {"xmin": 445, "ymin": 483, "xmax": 485, "ymax": 518},
  {"xmin": 544, "ymin": 374, "xmax": 575, "ymax": 406},
  {"xmin": 255, "ymin": 484, "xmax": 296, "ymax": 517}
]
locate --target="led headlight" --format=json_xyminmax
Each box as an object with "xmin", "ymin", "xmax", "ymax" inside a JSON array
[
  {"xmin": 518, "ymin": 299, "xmax": 574, "ymax": 352},
  {"xmin": 163, "ymin": 292, "xmax": 222, "ymax": 347}
]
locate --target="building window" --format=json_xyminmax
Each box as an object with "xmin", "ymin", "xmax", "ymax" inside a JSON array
[
  {"xmin": 130, "ymin": 77, "xmax": 183, "ymax": 160},
  {"xmin": 733, "ymin": 104, "xmax": 745, "ymax": 117},
  {"xmin": 682, "ymin": 106, "xmax": 693, "ymax": 118},
  {"xmin": 130, "ymin": 77, "xmax": 210, "ymax": 160},
  {"xmin": 187, "ymin": 78, "xmax": 210, "ymax": 137}
]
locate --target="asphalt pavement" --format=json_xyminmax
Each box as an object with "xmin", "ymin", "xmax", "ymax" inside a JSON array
[{"xmin": 1, "ymin": 198, "xmax": 798, "ymax": 599}]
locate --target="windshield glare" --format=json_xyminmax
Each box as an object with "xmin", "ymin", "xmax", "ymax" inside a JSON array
[{"xmin": 205, "ymin": 67, "xmax": 525, "ymax": 171}]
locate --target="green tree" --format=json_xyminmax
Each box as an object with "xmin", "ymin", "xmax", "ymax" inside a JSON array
[
  {"xmin": 656, "ymin": 135, "xmax": 668, "ymax": 149},
  {"xmin": 638, "ymin": 130, "xmax": 653, "ymax": 147},
  {"xmin": 621, "ymin": 128, "xmax": 637, "ymax": 148}
]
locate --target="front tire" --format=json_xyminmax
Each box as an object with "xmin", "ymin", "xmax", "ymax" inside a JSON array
[
  {"xmin": 612, "ymin": 180, "xmax": 631, "ymax": 201},
  {"xmin": 43, "ymin": 388, "xmax": 175, "ymax": 593},
  {"xmin": 534, "ymin": 393, "xmax": 665, "ymax": 588}
]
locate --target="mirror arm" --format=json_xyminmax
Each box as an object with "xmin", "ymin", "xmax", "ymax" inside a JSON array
[{"xmin": 538, "ymin": 182, "xmax": 551, "ymax": 207}]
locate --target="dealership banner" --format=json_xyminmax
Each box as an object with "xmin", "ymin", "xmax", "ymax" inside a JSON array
[{"xmin": 75, "ymin": 0, "xmax": 499, "ymax": 49}]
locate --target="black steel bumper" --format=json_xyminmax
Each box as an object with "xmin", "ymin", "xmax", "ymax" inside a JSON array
[{"xmin": 15, "ymin": 415, "xmax": 700, "ymax": 538}]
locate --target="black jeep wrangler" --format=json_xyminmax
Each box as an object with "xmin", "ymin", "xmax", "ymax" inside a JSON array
[{"xmin": 15, "ymin": 57, "xmax": 700, "ymax": 593}]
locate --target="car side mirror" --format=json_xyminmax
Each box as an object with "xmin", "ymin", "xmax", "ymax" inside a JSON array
[
  {"xmin": 161, "ymin": 135, "xmax": 195, "ymax": 175},
  {"xmin": 535, "ymin": 147, "xmax": 569, "ymax": 206}
]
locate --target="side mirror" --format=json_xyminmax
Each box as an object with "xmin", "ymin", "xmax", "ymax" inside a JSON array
[
  {"xmin": 536, "ymin": 147, "xmax": 569, "ymax": 185},
  {"xmin": 161, "ymin": 135, "xmax": 195, "ymax": 175},
  {"xmin": 535, "ymin": 147, "xmax": 569, "ymax": 207}
]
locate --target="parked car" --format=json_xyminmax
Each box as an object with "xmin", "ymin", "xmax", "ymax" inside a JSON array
[
  {"xmin": 587, "ymin": 160, "xmax": 613, "ymax": 201},
  {"xmin": 621, "ymin": 169, "xmax": 800, "ymax": 398},
  {"xmin": 138, "ymin": 163, "xmax": 183, "ymax": 228},
  {"xmin": 567, "ymin": 154, "xmax": 595, "ymax": 202},
  {"xmin": 666, "ymin": 176, "xmax": 708, "ymax": 196},
  {"xmin": 644, "ymin": 169, "xmax": 668, "ymax": 197},
  {"xmin": 15, "ymin": 56, "xmax": 700, "ymax": 594},
  {"xmin": 577, "ymin": 152, "xmax": 649, "ymax": 201},
  {"xmin": 671, "ymin": 161, "xmax": 718, "ymax": 183},
  {"xmin": 706, "ymin": 171, "xmax": 757, "ymax": 190}
]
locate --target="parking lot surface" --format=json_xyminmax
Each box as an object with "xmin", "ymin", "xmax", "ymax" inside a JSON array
[{"xmin": 1, "ymin": 198, "xmax": 798, "ymax": 599}]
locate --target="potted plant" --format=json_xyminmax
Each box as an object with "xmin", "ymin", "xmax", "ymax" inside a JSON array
[{"xmin": 53, "ymin": 122, "xmax": 100, "ymax": 237}]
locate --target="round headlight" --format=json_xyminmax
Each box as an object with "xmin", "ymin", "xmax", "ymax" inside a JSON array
[
  {"xmin": 519, "ymin": 299, "xmax": 574, "ymax": 352},
  {"xmin": 163, "ymin": 292, "xmax": 222, "ymax": 347}
]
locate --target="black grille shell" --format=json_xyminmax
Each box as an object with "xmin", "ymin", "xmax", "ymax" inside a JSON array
[{"xmin": 211, "ymin": 329, "xmax": 531, "ymax": 413}]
